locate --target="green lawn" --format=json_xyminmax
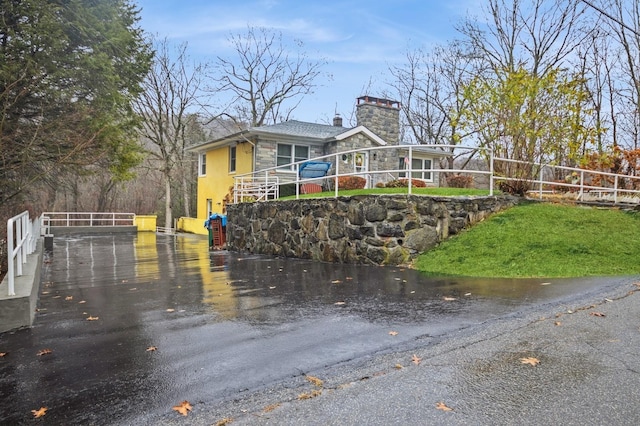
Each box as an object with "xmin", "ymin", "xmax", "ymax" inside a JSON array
[{"xmin": 414, "ymin": 202, "xmax": 640, "ymax": 278}]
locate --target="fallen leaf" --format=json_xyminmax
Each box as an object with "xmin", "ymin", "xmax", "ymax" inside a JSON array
[
  {"xmin": 554, "ymin": 321, "xmax": 562, "ymax": 326},
  {"xmin": 166, "ymin": 308, "xmax": 175, "ymax": 313},
  {"xmin": 215, "ymin": 418, "xmax": 233, "ymax": 426},
  {"xmin": 410, "ymin": 291, "xmax": 415, "ymax": 294},
  {"xmin": 306, "ymin": 375, "xmax": 324, "ymax": 387},
  {"xmin": 605, "ymin": 298, "xmax": 613, "ymax": 303},
  {"xmin": 388, "ymin": 331, "xmax": 399, "ymax": 336},
  {"xmin": 540, "ymin": 282, "xmax": 551, "ymax": 286},
  {"xmin": 122, "ymin": 279, "xmax": 128, "ymax": 283},
  {"xmin": 42, "ymin": 291, "xmax": 50, "ymax": 295},
  {"xmin": 31, "ymin": 407, "xmax": 47, "ymax": 418},
  {"xmin": 297, "ymin": 390, "xmax": 322, "ymax": 400},
  {"xmin": 331, "ymin": 280, "xmax": 342, "ymax": 284},
  {"xmin": 590, "ymin": 312, "xmax": 606, "ymax": 317},
  {"xmin": 334, "ymin": 301, "xmax": 346, "ymax": 305},
  {"xmin": 436, "ymin": 402, "xmax": 453, "ymax": 412},
  {"xmin": 37, "ymin": 349, "xmax": 53, "ymax": 356},
  {"xmin": 129, "ymin": 288, "xmax": 137, "ymax": 291},
  {"xmin": 172, "ymin": 400, "xmax": 193, "ymax": 416},
  {"xmin": 394, "ymin": 364, "xmax": 403, "ymax": 369},
  {"xmin": 78, "ymin": 300, "xmax": 86, "ymax": 304},
  {"xmin": 0, "ymin": 352, "xmax": 7, "ymax": 357},
  {"xmin": 52, "ymin": 295, "xmax": 61, "ymax": 299},
  {"xmin": 464, "ymin": 292, "xmax": 472, "ymax": 296},
  {"xmin": 520, "ymin": 357, "xmax": 540, "ymax": 366},
  {"xmin": 443, "ymin": 296, "xmax": 457, "ymax": 301},
  {"xmin": 65, "ymin": 296, "xmax": 73, "ymax": 301},
  {"xmin": 263, "ymin": 403, "xmax": 280, "ymax": 413},
  {"xmin": 411, "ymin": 354, "xmax": 422, "ymax": 365},
  {"xmin": 146, "ymin": 346, "xmax": 158, "ymax": 352},
  {"xmin": 269, "ymin": 286, "xmax": 276, "ymax": 289},
  {"xmin": 345, "ymin": 276, "xmax": 353, "ymax": 280},
  {"xmin": 86, "ymin": 316, "xmax": 99, "ymax": 321}
]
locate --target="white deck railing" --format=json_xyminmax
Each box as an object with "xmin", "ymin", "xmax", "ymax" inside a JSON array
[
  {"xmin": 42, "ymin": 212, "xmax": 135, "ymax": 228},
  {"xmin": 6, "ymin": 211, "xmax": 42, "ymax": 296},
  {"xmin": 232, "ymin": 144, "xmax": 640, "ymax": 204}
]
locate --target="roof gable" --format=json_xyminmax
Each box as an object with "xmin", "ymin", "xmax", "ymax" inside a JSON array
[{"xmin": 336, "ymin": 125, "xmax": 387, "ymax": 146}]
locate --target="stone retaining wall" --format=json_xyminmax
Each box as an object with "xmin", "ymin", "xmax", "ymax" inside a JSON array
[{"xmin": 226, "ymin": 195, "xmax": 519, "ymax": 266}]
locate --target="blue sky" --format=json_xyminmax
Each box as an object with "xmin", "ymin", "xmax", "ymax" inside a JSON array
[{"xmin": 135, "ymin": 0, "xmax": 484, "ymax": 124}]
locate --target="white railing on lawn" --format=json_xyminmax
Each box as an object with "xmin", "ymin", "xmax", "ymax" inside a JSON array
[
  {"xmin": 234, "ymin": 145, "xmax": 491, "ymax": 199},
  {"xmin": 232, "ymin": 144, "xmax": 640, "ymax": 205},
  {"xmin": 6, "ymin": 211, "xmax": 42, "ymax": 296},
  {"xmin": 42, "ymin": 212, "xmax": 135, "ymax": 228}
]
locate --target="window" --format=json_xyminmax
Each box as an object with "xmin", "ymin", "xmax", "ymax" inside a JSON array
[
  {"xmin": 229, "ymin": 146, "xmax": 237, "ymax": 173},
  {"xmin": 277, "ymin": 143, "xmax": 309, "ymax": 170},
  {"xmin": 199, "ymin": 153, "xmax": 206, "ymax": 176},
  {"xmin": 399, "ymin": 157, "xmax": 432, "ymax": 181},
  {"xmin": 206, "ymin": 199, "xmax": 213, "ymax": 217}
]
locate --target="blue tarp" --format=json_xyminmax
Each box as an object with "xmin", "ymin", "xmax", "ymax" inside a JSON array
[
  {"xmin": 299, "ymin": 161, "xmax": 331, "ymax": 179},
  {"xmin": 204, "ymin": 213, "xmax": 226, "ymax": 228}
]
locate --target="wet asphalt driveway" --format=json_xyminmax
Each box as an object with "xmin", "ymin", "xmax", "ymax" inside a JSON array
[{"xmin": 0, "ymin": 233, "xmax": 620, "ymax": 424}]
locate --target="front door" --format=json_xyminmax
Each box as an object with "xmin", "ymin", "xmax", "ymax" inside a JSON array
[{"xmin": 354, "ymin": 152, "xmax": 369, "ymax": 188}]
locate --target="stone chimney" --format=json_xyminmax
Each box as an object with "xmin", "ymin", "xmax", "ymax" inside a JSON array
[
  {"xmin": 355, "ymin": 96, "xmax": 400, "ymax": 145},
  {"xmin": 333, "ymin": 113, "xmax": 343, "ymax": 127}
]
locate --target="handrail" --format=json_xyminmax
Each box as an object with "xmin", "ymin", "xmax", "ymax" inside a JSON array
[
  {"xmin": 232, "ymin": 144, "xmax": 640, "ymax": 205},
  {"xmin": 6, "ymin": 211, "xmax": 41, "ymax": 296},
  {"xmin": 41, "ymin": 212, "xmax": 135, "ymax": 227}
]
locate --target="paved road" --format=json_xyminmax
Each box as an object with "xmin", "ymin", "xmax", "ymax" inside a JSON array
[{"xmin": 0, "ymin": 233, "xmax": 635, "ymax": 425}]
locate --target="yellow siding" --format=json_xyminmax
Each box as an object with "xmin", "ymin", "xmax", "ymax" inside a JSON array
[
  {"xmin": 196, "ymin": 142, "xmax": 254, "ymax": 223},
  {"xmin": 176, "ymin": 217, "xmax": 208, "ymax": 235}
]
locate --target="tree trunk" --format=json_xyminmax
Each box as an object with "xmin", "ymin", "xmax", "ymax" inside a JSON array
[
  {"xmin": 165, "ymin": 176, "xmax": 172, "ymax": 229},
  {"xmin": 181, "ymin": 171, "xmax": 190, "ymax": 218}
]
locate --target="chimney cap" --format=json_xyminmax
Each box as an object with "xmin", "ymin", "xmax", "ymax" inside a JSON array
[
  {"xmin": 357, "ymin": 96, "xmax": 400, "ymax": 109},
  {"xmin": 333, "ymin": 113, "xmax": 343, "ymax": 127}
]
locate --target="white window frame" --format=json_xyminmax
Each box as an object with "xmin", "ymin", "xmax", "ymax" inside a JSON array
[
  {"xmin": 199, "ymin": 153, "xmax": 207, "ymax": 176},
  {"xmin": 400, "ymin": 157, "xmax": 433, "ymax": 182},
  {"xmin": 276, "ymin": 143, "xmax": 310, "ymax": 171}
]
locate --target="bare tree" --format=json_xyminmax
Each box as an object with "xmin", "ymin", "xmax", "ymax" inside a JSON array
[
  {"xmin": 212, "ymin": 26, "xmax": 326, "ymax": 127},
  {"xmin": 604, "ymin": 0, "xmax": 640, "ymax": 149},
  {"xmin": 387, "ymin": 41, "xmax": 480, "ymax": 171},
  {"xmin": 457, "ymin": 0, "xmax": 590, "ymax": 77},
  {"xmin": 134, "ymin": 38, "xmax": 209, "ymax": 228}
]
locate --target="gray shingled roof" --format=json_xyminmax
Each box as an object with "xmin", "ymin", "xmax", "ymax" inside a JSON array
[{"xmin": 251, "ymin": 120, "xmax": 348, "ymax": 140}]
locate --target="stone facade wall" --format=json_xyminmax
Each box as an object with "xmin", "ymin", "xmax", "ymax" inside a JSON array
[
  {"xmin": 356, "ymin": 99, "xmax": 400, "ymax": 144},
  {"xmin": 226, "ymin": 195, "xmax": 519, "ymax": 266}
]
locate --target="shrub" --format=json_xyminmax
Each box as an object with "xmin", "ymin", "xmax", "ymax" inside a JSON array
[
  {"xmin": 383, "ymin": 178, "xmax": 427, "ymax": 188},
  {"xmin": 498, "ymin": 180, "xmax": 531, "ymax": 196},
  {"xmin": 447, "ymin": 174, "xmax": 474, "ymax": 188},
  {"xmin": 337, "ymin": 176, "xmax": 367, "ymax": 190},
  {"xmin": 279, "ymin": 183, "xmax": 297, "ymax": 197}
]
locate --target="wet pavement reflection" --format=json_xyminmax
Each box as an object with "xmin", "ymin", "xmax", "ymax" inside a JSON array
[{"xmin": 0, "ymin": 233, "xmax": 610, "ymax": 424}]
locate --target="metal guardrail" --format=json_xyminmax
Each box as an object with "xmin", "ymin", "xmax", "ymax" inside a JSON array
[
  {"xmin": 42, "ymin": 212, "xmax": 135, "ymax": 227},
  {"xmin": 6, "ymin": 211, "xmax": 42, "ymax": 296},
  {"xmin": 156, "ymin": 226, "xmax": 175, "ymax": 234}
]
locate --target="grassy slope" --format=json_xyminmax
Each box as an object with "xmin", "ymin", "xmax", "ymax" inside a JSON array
[{"xmin": 414, "ymin": 202, "xmax": 640, "ymax": 278}]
